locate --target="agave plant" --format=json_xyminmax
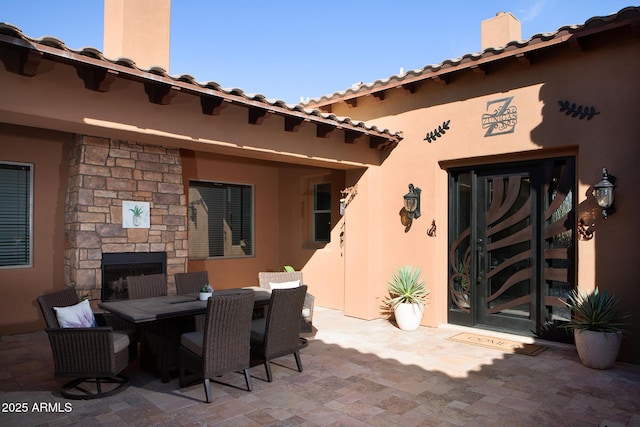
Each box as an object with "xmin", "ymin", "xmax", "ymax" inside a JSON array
[
  {"xmin": 562, "ymin": 287, "xmax": 630, "ymax": 333},
  {"xmin": 384, "ymin": 265, "xmax": 429, "ymax": 311}
]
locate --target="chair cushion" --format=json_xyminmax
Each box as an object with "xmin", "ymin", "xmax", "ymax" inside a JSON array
[
  {"xmin": 181, "ymin": 331, "xmax": 204, "ymax": 356},
  {"xmin": 53, "ymin": 299, "xmax": 97, "ymax": 328},
  {"xmin": 302, "ymin": 307, "xmax": 312, "ymax": 318},
  {"xmin": 269, "ymin": 280, "xmax": 300, "ymax": 289},
  {"xmin": 113, "ymin": 332, "xmax": 131, "ymax": 353}
]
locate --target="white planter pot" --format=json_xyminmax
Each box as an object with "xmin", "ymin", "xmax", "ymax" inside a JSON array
[
  {"xmin": 574, "ymin": 329, "xmax": 622, "ymax": 369},
  {"xmin": 394, "ymin": 303, "xmax": 424, "ymax": 331},
  {"xmin": 199, "ymin": 292, "xmax": 212, "ymax": 301}
]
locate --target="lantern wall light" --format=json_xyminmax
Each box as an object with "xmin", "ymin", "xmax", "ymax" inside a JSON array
[
  {"xmin": 593, "ymin": 168, "xmax": 616, "ymax": 219},
  {"xmin": 403, "ymin": 184, "xmax": 421, "ymax": 220}
]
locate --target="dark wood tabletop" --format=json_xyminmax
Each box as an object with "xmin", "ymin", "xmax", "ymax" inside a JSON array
[{"xmin": 98, "ymin": 286, "xmax": 272, "ymax": 323}]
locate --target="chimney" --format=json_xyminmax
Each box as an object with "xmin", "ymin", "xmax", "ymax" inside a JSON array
[
  {"xmin": 480, "ymin": 12, "xmax": 521, "ymax": 50},
  {"xmin": 103, "ymin": 0, "xmax": 171, "ymax": 71}
]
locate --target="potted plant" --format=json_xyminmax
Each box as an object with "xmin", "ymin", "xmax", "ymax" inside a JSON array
[
  {"xmin": 562, "ymin": 287, "xmax": 630, "ymax": 369},
  {"xmin": 199, "ymin": 285, "xmax": 213, "ymax": 301},
  {"xmin": 384, "ymin": 265, "xmax": 429, "ymax": 331}
]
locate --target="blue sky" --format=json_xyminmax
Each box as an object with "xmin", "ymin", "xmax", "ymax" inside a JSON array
[{"xmin": 2, "ymin": 1, "xmax": 636, "ymax": 104}]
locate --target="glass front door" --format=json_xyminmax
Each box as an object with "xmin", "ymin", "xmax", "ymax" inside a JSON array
[{"xmin": 448, "ymin": 158, "xmax": 575, "ymax": 336}]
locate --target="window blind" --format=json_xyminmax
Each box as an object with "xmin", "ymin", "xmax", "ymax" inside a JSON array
[{"xmin": 0, "ymin": 163, "xmax": 32, "ymax": 267}]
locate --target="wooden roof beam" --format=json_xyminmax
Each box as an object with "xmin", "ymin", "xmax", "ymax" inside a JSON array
[
  {"xmin": 344, "ymin": 98, "xmax": 357, "ymax": 108},
  {"xmin": 369, "ymin": 91, "xmax": 385, "ymax": 101},
  {"xmin": 285, "ymin": 116, "xmax": 305, "ymax": 132},
  {"xmin": 248, "ymin": 107, "xmax": 270, "ymax": 125},
  {"xmin": 470, "ymin": 65, "xmax": 487, "ymax": 76},
  {"xmin": 401, "ymin": 82, "xmax": 418, "ymax": 93},
  {"xmin": 344, "ymin": 130, "xmax": 363, "ymax": 144},
  {"xmin": 0, "ymin": 46, "xmax": 42, "ymax": 76},
  {"xmin": 369, "ymin": 135, "xmax": 389, "ymax": 150},
  {"xmin": 200, "ymin": 96, "xmax": 227, "ymax": 115},
  {"xmin": 144, "ymin": 83, "xmax": 180, "ymax": 105},
  {"xmin": 431, "ymin": 75, "xmax": 449, "ymax": 85},
  {"xmin": 317, "ymin": 123, "xmax": 335, "ymax": 138},
  {"xmin": 76, "ymin": 67, "xmax": 118, "ymax": 92},
  {"xmin": 568, "ymin": 38, "xmax": 583, "ymax": 52},
  {"xmin": 516, "ymin": 53, "xmax": 531, "ymax": 66}
]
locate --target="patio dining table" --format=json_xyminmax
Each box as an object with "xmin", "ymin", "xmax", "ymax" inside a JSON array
[{"xmin": 98, "ymin": 287, "xmax": 272, "ymax": 382}]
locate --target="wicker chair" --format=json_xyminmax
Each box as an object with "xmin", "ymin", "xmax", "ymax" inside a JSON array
[
  {"xmin": 179, "ymin": 291, "xmax": 255, "ymax": 403},
  {"xmin": 175, "ymin": 271, "xmax": 209, "ymax": 295},
  {"xmin": 175, "ymin": 271, "xmax": 209, "ymax": 332},
  {"xmin": 37, "ymin": 288, "xmax": 133, "ymax": 399},
  {"xmin": 258, "ymin": 271, "xmax": 314, "ymax": 333},
  {"xmin": 125, "ymin": 274, "xmax": 167, "ymax": 300},
  {"xmin": 250, "ymin": 285, "xmax": 307, "ymax": 382}
]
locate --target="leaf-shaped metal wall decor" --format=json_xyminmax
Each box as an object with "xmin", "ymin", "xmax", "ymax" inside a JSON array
[
  {"xmin": 558, "ymin": 100, "xmax": 600, "ymax": 120},
  {"xmin": 423, "ymin": 120, "xmax": 451, "ymax": 143}
]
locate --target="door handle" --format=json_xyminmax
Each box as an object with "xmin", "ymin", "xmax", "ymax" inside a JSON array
[{"xmin": 476, "ymin": 238, "xmax": 484, "ymax": 283}]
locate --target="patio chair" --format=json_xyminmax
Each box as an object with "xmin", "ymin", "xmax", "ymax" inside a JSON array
[
  {"xmin": 175, "ymin": 271, "xmax": 210, "ymax": 331},
  {"xmin": 250, "ymin": 285, "xmax": 307, "ymax": 382},
  {"xmin": 125, "ymin": 274, "xmax": 172, "ymax": 375},
  {"xmin": 175, "ymin": 271, "xmax": 209, "ymax": 295},
  {"xmin": 179, "ymin": 290, "xmax": 255, "ymax": 403},
  {"xmin": 258, "ymin": 271, "xmax": 314, "ymax": 333},
  {"xmin": 37, "ymin": 288, "xmax": 133, "ymax": 399},
  {"xmin": 125, "ymin": 274, "xmax": 167, "ymax": 300}
]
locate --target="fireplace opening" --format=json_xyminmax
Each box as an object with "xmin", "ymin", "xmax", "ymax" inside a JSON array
[{"xmin": 101, "ymin": 252, "xmax": 167, "ymax": 301}]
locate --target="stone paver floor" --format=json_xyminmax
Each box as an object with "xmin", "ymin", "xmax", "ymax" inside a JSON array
[{"xmin": 2, "ymin": 306, "xmax": 640, "ymax": 426}]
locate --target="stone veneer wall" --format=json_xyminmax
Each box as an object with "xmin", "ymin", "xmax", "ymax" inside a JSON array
[{"xmin": 65, "ymin": 135, "xmax": 188, "ymax": 299}]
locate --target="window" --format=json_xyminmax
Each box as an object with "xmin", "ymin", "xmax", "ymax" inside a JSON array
[
  {"xmin": 188, "ymin": 181, "xmax": 253, "ymax": 259},
  {"xmin": 313, "ymin": 183, "xmax": 331, "ymax": 242},
  {"xmin": 0, "ymin": 162, "xmax": 32, "ymax": 268}
]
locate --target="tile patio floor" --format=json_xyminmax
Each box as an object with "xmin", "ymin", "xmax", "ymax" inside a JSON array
[{"xmin": 1, "ymin": 306, "xmax": 640, "ymax": 426}]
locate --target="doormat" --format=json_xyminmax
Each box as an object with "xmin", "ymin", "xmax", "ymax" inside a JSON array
[{"xmin": 448, "ymin": 332, "xmax": 547, "ymax": 356}]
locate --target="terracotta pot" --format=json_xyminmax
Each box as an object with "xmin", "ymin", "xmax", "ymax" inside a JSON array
[
  {"xmin": 394, "ymin": 303, "xmax": 424, "ymax": 331},
  {"xmin": 574, "ymin": 329, "xmax": 622, "ymax": 369}
]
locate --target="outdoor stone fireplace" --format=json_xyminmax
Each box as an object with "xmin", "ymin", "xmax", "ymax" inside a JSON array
[
  {"xmin": 101, "ymin": 252, "xmax": 167, "ymax": 301},
  {"xmin": 64, "ymin": 135, "xmax": 188, "ymax": 300}
]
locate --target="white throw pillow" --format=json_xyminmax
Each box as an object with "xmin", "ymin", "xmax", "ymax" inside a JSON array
[
  {"xmin": 54, "ymin": 299, "xmax": 97, "ymax": 328},
  {"xmin": 269, "ymin": 280, "xmax": 300, "ymax": 290}
]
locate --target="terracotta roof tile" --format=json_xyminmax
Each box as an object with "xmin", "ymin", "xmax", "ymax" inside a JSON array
[
  {"xmin": 0, "ymin": 22, "xmax": 402, "ymax": 146},
  {"xmin": 302, "ymin": 6, "xmax": 640, "ymax": 107}
]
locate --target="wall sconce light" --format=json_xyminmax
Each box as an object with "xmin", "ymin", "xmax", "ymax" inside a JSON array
[
  {"xmin": 403, "ymin": 184, "xmax": 421, "ymax": 220},
  {"xmin": 593, "ymin": 168, "xmax": 616, "ymax": 219}
]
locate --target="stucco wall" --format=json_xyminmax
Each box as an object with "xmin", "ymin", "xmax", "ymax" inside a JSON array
[
  {"xmin": 182, "ymin": 151, "xmax": 347, "ymax": 309},
  {"xmin": 0, "ymin": 124, "xmax": 70, "ymax": 334},
  {"xmin": 277, "ymin": 166, "xmax": 346, "ymax": 310},
  {"xmin": 323, "ymin": 33, "xmax": 640, "ymax": 362}
]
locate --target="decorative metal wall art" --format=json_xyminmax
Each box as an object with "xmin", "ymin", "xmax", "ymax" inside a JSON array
[
  {"xmin": 423, "ymin": 120, "xmax": 451, "ymax": 143},
  {"xmin": 558, "ymin": 100, "xmax": 599, "ymax": 120},
  {"xmin": 577, "ymin": 218, "xmax": 595, "ymax": 241},
  {"xmin": 482, "ymin": 96, "xmax": 517, "ymax": 137},
  {"xmin": 426, "ymin": 219, "xmax": 437, "ymax": 237}
]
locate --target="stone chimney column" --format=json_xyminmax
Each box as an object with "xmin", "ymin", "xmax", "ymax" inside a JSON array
[
  {"xmin": 103, "ymin": 0, "xmax": 171, "ymax": 71},
  {"xmin": 481, "ymin": 12, "xmax": 522, "ymax": 50}
]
